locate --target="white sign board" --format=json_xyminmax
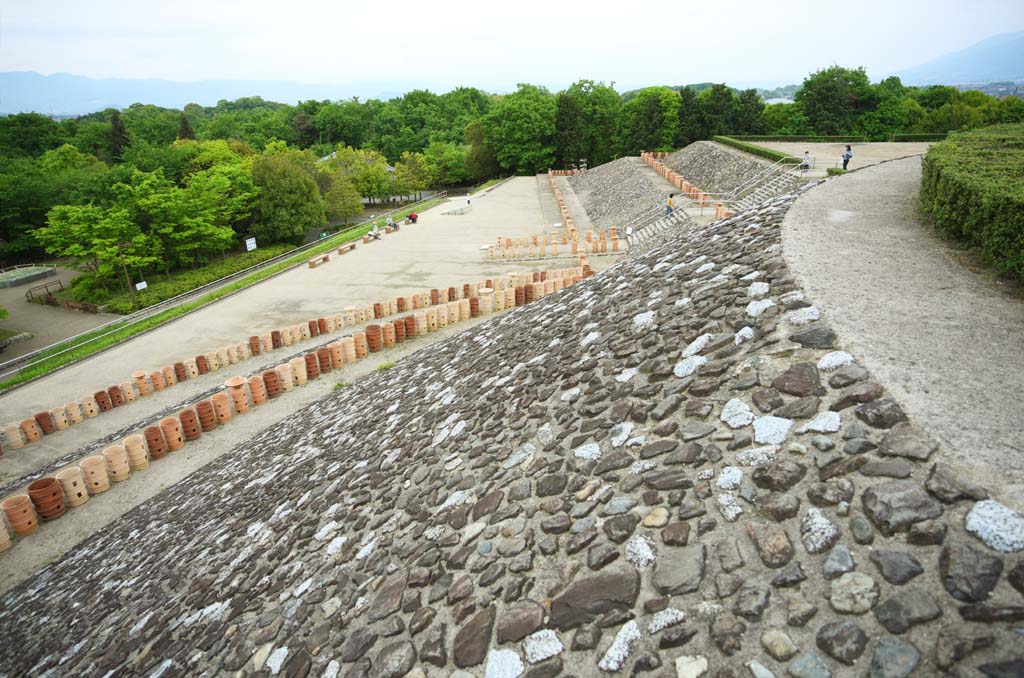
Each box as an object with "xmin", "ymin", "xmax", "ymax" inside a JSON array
[
  {"xmin": 135, "ymin": 281, "xmax": 148, "ymax": 291},
  {"xmin": 245, "ymin": 237, "xmax": 257, "ymax": 252}
]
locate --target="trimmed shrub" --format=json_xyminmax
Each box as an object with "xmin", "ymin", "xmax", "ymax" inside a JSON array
[
  {"xmin": 730, "ymin": 135, "xmax": 867, "ymax": 143},
  {"xmin": 891, "ymin": 133, "xmax": 948, "ymax": 142},
  {"xmin": 712, "ymin": 136, "xmax": 798, "ymax": 163},
  {"xmin": 919, "ymin": 124, "xmax": 1024, "ymax": 279}
]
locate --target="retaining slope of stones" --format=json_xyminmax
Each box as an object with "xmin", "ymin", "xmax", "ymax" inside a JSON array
[
  {"xmin": 664, "ymin": 141, "xmax": 776, "ymax": 196},
  {"xmin": 567, "ymin": 158, "xmax": 665, "ymax": 228},
  {"xmin": 1, "ymin": 191, "xmax": 1022, "ymax": 678}
]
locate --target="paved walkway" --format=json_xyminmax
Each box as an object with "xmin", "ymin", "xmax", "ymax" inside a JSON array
[
  {"xmin": 782, "ymin": 156, "xmax": 1024, "ymax": 506},
  {"xmin": 759, "ymin": 141, "xmax": 933, "ymax": 178}
]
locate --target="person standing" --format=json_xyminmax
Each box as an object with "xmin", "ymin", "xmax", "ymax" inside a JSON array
[
  {"xmin": 842, "ymin": 145, "xmax": 853, "ymax": 170},
  {"xmin": 665, "ymin": 193, "xmax": 675, "ymax": 216},
  {"xmin": 802, "ymin": 151, "xmax": 812, "ymax": 172}
]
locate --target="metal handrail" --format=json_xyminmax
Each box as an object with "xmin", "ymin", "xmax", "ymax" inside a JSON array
[
  {"xmin": 0, "ymin": 191, "xmax": 447, "ymax": 384},
  {"xmin": 726, "ymin": 155, "xmax": 802, "ymax": 199}
]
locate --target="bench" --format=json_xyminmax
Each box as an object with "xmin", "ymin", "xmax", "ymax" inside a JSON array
[
  {"xmin": 337, "ymin": 242, "xmax": 357, "ymax": 255},
  {"xmin": 385, "ymin": 224, "xmax": 398, "ymax": 234},
  {"xmin": 307, "ymin": 253, "xmax": 330, "ymax": 269}
]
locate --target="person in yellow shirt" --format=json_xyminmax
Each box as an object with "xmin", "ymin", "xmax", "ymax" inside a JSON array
[{"xmin": 665, "ymin": 193, "xmax": 675, "ymax": 216}]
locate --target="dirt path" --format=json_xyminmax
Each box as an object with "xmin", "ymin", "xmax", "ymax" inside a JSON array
[{"xmin": 781, "ymin": 156, "xmax": 1024, "ymax": 507}]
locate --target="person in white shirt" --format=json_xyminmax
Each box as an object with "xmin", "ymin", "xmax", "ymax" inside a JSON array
[{"xmin": 802, "ymin": 152, "xmax": 812, "ymax": 172}]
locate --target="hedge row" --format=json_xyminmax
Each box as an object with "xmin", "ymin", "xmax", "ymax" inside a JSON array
[
  {"xmin": 919, "ymin": 124, "xmax": 1024, "ymax": 279},
  {"xmin": 712, "ymin": 136, "xmax": 798, "ymax": 163},
  {"xmin": 890, "ymin": 133, "xmax": 949, "ymax": 142},
  {"xmin": 729, "ymin": 135, "xmax": 867, "ymax": 143}
]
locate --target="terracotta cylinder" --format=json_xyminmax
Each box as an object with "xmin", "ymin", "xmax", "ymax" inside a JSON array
[
  {"xmin": 525, "ymin": 285, "xmax": 535, "ymax": 303},
  {"xmin": 196, "ymin": 354, "xmax": 210, "ymax": 374},
  {"xmin": 362, "ymin": 305, "xmax": 374, "ymax": 321},
  {"xmin": 275, "ymin": 363, "xmax": 295, "ymax": 393},
  {"xmin": 56, "ymin": 466, "xmax": 89, "ymax": 508},
  {"xmin": 160, "ymin": 417, "xmax": 185, "ymax": 452},
  {"xmin": 124, "ymin": 434, "xmax": 149, "ymax": 470},
  {"xmin": 65, "ymin": 401, "xmax": 83, "ymax": 424},
  {"xmin": 317, "ymin": 318, "xmax": 328, "ymax": 335},
  {"xmin": 393, "ymin": 319, "xmax": 406, "ymax": 343},
  {"xmin": 437, "ymin": 304, "xmax": 449, "ymax": 327},
  {"xmin": 290, "ymin": 357, "xmax": 308, "ymax": 386},
  {"xmin": 446, "ymin": 300, "xmax": 460, "ymax": 323},
  {"xmin": 396, "ymin": 297, "xmax": 406, "ymax": 313},
  {"xmin": 3, "ymin": 425, "xmax": 24, "ymax": 451},
  {"xmin": 27, "ymin": 477, "xmax": 66, "ymax": 521},
  {"xmin": 249, "ymin": 335, "xmax": 262, "ymax": 356},
  {"xmin": 118, "ymin": 381, "xmax": 135, "ymax": 404},
  {"xmin": 428, "ymin": 288, "xmax": 438, "ymax": 305},
  {"xmin": 226, "ymin": 376, "xmax": 250, "ymax": 413},
  {"xmin": 214, "ymin": 349, "xmax": 229, "ymax": 370},
  {"xmin": 185, "ymin": 359, "xmax": 199, "ymax": 379},
  {"xmin": 281, "ymin": 327, "xmax": 293, "ymax": 347},
  {"xmin": 2, "ymin": 495, "xmax": 38, "ymax": 537},
  {"xmin": 316, "ymin": 346, "xmax": 333, "ymax": 373},
  {"xmin": 0, "ymin": 521, "xmax": 10, "ymax": 552},
  {"xmin": 334, "ymin": 313, "xmax": 345, "ymax": 330},
  {"xmin": 143, "ymin": 425, "xmax": 168, "ymax": 460},
  {"xmin": 80, "ymin": 455, "xmax": 111, "ymax": 494},
  {"xmin": 459, "ymin": 298, "xmax": 471, "ymax": 321},
  {"xmin": 382, "ymin": 323, "xmax": 396, "ymax": 348},
  {"xmin": 403, "ymin": 315, "xmax": 416, "ymax": 338},
  {"xmin": 563, "ymin": 275, "xmax": 573, "ymax": 289},
  {"xmin": 353, "ymin": 332, "xmax": 369, "ymax": 357},
  {"xmin": 31, "ymin": 411, "xmax": 55, "ymax": 435},
  {"xmin": 260, "ymin": 370, "xmax": 280, "ymax": 399},
  {"xmin": 102, "ymin": 444, "xmax": 131, "ymax": 481},
  {"xmin": 411, "ymin": 313, "xmax": 425, "ymax": 337},
  {"xmin": 80, "ymin": 395, "xmax": 99, "ymax": 418},
  {"xmin": 553, "ymin": 277, "xmax": 563, "ymax": 292},
  {"xmin": 344, "ymin": 307, "xmax": 357, "ymax": 325},
  {"xmin": 480, "ymin": 289, "xmax": 494, "ymax": 315},
  {"xmin": 211, "ymin": 393, "xmax": 233, "ymax": 425},
  {"xmin": 328, "ymin": 341, "xmax": 345, "ymax": 368},
  {"xmin": 544, "ymin": 280, "xmax": 555, "ymax": 296},
  {"xmin": 226, "ymin": 345, "xmax": 239, "ymax": 364},
  {"xmin": 163, "ymin": 365, "xmax": 177, "ymax": 387},
  {"xmin": 371, "ymin": 303, "xmax": 383, "ymax": 319},
  {"xmin": 260, "ymin": 335, "xmax": 273, "ymax": 354},
  {"xmin": 150, "ymin": 370, "xmax": 166, "ymax": 391},
  {"xmin": 271, "ymin": 330, "xmax": 283, "ymax": 349},
  {"xmin": 179, "ymin": 408, "xmax": 202, "ymax": 441},
  {"xmin": 298, "ymin": 323, "xmax": 310, "ymax": 341},
  {"xmin": 447, "ymin": 287, "xmax": 457, "ymax": 302},
  {"xmin": 338, "ymin": 336, "xmax": 354, "ymax": 364},
  {"xmin": 365, "ymin": 324, "xmax": 383, "ymax": 353},
  {"xmin": 174, "ymin": 362, "xmax": 188, "ymax": 382},
  {"xmin": 237, "ymin": 341, "xmax": 250, "ymax": 360},
  {"xmin": 50, "ymin": 407, "xmax": 70, "ymax": 430},
  {"xmin": 194, "ymin": 399, "xmax": 217, "ymax": 432},
  {"xmin": 304, "ymin": 353, "xmax": 320, "ymax": 380},
  {"xmin": 533, "ymin": 282, "xmax": 544, "ymax": 300},
  {"xmin": 93, "ymin": 390, "xmax": 112, "ymax": 412},
  {"xmin": 308, "ymin": 320, "xmax": 320, "ymax": 337},
  {"xmin": 107, "ymin": 385, "xmax": 124, "ymax": 408},
  {"xmin": 133, "ymin": 370, "xmax": 151, "ymax": 396},
  {"xmin": 515, "ymin": 286, "xmax": 525, "ymax": 306},
  {"xmin": 467, "ymin": 297, "xmax": 479, "ymax": 318},
  {"xmin": 411, "ymin": 294, "xmax": 420, "ymax": 310},
  {"xmin": 325, "ymin": 316, "xmax": 336, "ymax": 333},
  {"xmin": 494, "ymin": 289, "xmax": 506, "ymax": 312},
  {"xmin": 423, "ymin": 309, "xmax": 437, "ymax": 332},
  {"xmin": 463, "ymin": 283, "xmax": 472, "ymax": 299}
]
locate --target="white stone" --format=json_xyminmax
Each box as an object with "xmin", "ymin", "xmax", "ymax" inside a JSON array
[
  {"xmin": 675, "ymin": 655, "xmax": 709, "ymax": 678},
  {"xmin": 747, "ymin": 282, "xmax": 770, "ymax": 298},
  {"xmin": 615, "ymin": 367, "xmax": 639, "ymax": 383},
  {"xmin": 740, "ymin": 270, "xmax": 763, "ymax": 281},
  {"xmin": 523, "ymin": 629, "xmax": 563, "ymax": 664},
  {"xmin": 598, "ymin": 620, "xmax": 641, "ymax": 672},
  {"xmin": 817, "ymin": 351, "xmax": 854, "ymax": 371},
  {"xmin": 683, "ymin": 333, "xmax": 713, "ymax": 357},
  {"xmin": 716, "ymin": 466, "xmax": 743, "ymax": 490},
  {"xmin": 648, "ymin": 608, "xmax": 686, "ymax": 633},
  {"xmin": 746, "ymin": 660, "xmax": 776, "ymax": 678},
  {"xmin": 695, "ymin": 262, "xmax": 715, "ymax": 274},
  {"xmin": 674, "ymin": 297, "xmax": 692, "ymax": 310},
  {"xmin": 439, "ymin": 490, "xmax": 472, "ymax": 510},
  {"xmin": 625, "ymin": 534, "xmax": 657, "ymax": 568},
  {"xmin": 753, "ymin": 416, "xmax": 793, "ymax": 444},
  {"xmin": 629, "ymin": 460, "xmax": 656, "ymax": 476},
  {"xmin": 633, "ymin": 311, "xmax": 657, "ymax": 332},
  {"xmin": 746, "ymin": 299, "xmax": 776, "ymax": 318},
  {"xmin": 574, "ymin": 442, "xmax": 602, "ymax": 461},
  {"xmin": 581, "ymin": 331, "xmax": 600, "ymax": 348},
  {"xmin": 735, "ymin": 327, "xmax": 754, "ymax": 345},
  {"xmin": 485, "ymin": 649, "xmax": 525, "ymax": 678},
  {"xmin": 610, "ymin": 422, "xmax": 634, "ymax": 448},
  {"xmin": 796, "ymin": 411, "xmax": 841, "ymax": 434},
  {"xmin": 784, "ymin": 306, "xmax": 820, "ymax": 325},
  {"xmin": 322, "ymin": 660, "xmax": 340, "ymax": 678},
  {"xmin": 966, "ymin": 500, "xmax": 1024, "ymax": 552},
  {"xmin": 717, "ymin": 492, "xmax": 743, "ymax": 521},
  {"xmin": 560, "ymin": 386, "xmax": 581, "ymax": 402},
  {"xmin": 802, "ymin": 507, "xmax": 840, "ymax": 553},
  {"xmin": 735, "ymin": 446, "xmax": 779, "ymax": 466},
  {"xmin": 780, "ymin": 290, "xmax": 804, "ymax": 304},
  {"xmin": 325, "ymin": 535, "xmax": 348, "ymax": 557},
  {"xmin": 266, "ymin": 647, "xmax": 288, "ymax": 675},
  {"xmin": 673, "ymin": 355, "xmax": 707, "ymax": 378},
  {"xmin": 720, "ymin": 399, "xmax": 755, "ymax": 428}
]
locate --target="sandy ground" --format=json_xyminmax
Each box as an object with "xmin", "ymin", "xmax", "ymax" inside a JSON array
[
  {"xmin": 0, "ymin": 177, "xmax": 625, "ymax": 589},
  {"xmin": 758, "ymin": 141, "xmax": 933, "ymax": 177},
  {"xmin": 782, "ymin": 156, "xmax": 1024, "ymax": 508}
]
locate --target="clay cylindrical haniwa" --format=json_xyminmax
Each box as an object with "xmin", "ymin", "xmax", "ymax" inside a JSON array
[
  {"xmin": 65, "ymin": 401, "xmax": 83, "ymax": 424},
  {"xmin": 303, "ymin": 353, "xmax": 320, "ymax": 380},
  {"xmin": 525, "ymin": 284, "xmax": 536, "ymax": 304},
  {"xmin": 50, "ymin": 407, "xmax": 70, "ymax": 430},
  {"xmin": 28, "ymin": 477, "xmax": 66, "ymax": 521},
  {"xmin": 480, "ymin": 289, "xmax": 494, "ymax": 315},
  {"xmin": 163, "ymin": 365, "xmax": 177, "ymax": 387},
  {"xmin": 298, "ymin": 323, "xmax": 310, "ymax": 341},
  {"xmin": 514, "ymin": 286, "xmax": 525, "ymax": 306},
  {"xmin": 2, "ymin": 495, "xmax": 38, "ymax": 537},
  {"xmin": 325, "ymin": 316, "xmax": 336, "ymax": 333},
  {"xmin": 185, "ymin": 359, "xmax": 200, "ymax": 379},
  {"xmin": 393, "ymin": 319, "xmax": 406, "ymax": 343},
  {"xmin": 447, "ymin": 301, "xmax": 460, "ymax": 323},
  {"xmin": 533, "ymin": 271, "xmax": 541, "ymax": 283},
  {"xmin": 469, "ymin": 297, "xmax": 480, "ymax": 318},
  {"xmin": 428, "ymin": 288, "xmax": 438, "ymax": 305},
  {"xmin": 371, "ymin": 303, "xmax": 382, "ymax": 319},
  {"xmin": 56, "ymin": 466, "xmax": 89, "ymax": 507},
  {"xmin": 316, "ymin": 318, "xmax": 327, "ymax": 335},
  {"xmin": 328, "ymin": 342, "xmax": 345, "ymax": 368},
  {"xmin": 160, "ymin": 417, "xmax": 185, "ymax": 452},
  {"xmin": 424, "ymin": 309, "xmax": 438, "ymax": 332},
  {"xmin": 211, "ymin": 393, "xmax": 233, "ymax": 425},
  {"xmin": 249, "ymin": 335, "xmax": 262, "ymax": 356},
  {"xmin": 292, "ymin": 325, "xmax": 304, "ymax": 343},
  {"xmin": 107, "ymin": 385, "xmax": 124, "ymax": 408},
  {"xmin": 340, "ymin": 337, "xmax": 356, "ymax": 364},
  {"xmin": 33, "ymin": 411, "xmax": 56, "ymax": 435},
  {"xmin": 553, "ymin": 277, "xmax": 563, "ymax": 292},
  {"xmin": 544, "ymin": 280, "xmax": 555, "ymax": 296},
  {"xmin": 532, "ymin": 282, "xmax": 544, "ymax": 300},
  {"xmin": 150, "ymin": 370, "xmax": 166, "ymax": 391},
  {"xmin": 196, "ymin": 354, "xmax": 210, "ymax": 374},
  {"xmin": 344, "ymin": 307, "xmax": 357, "ymax": 325},
  {"xmin": 437, "ymin": 304, "xmax": 449, "ymax": 328},
  {"xmin": 414, "ymin": 312, "xmax": 427, "ymax": 336},
  {"xmin": 179, "ymin": 408, "xmax": 202, "ymax": 441},
  {"xmin": 0, "ymin": 520, "xmax": 10, "ymax": 552},
  {"xmin": 271, "ymin": 330, "xmax": 283, "ymax": 349},
  {"xmin": 120, "ymin": 381, "xmax": 136, "ymax": 403},
  {"xmin": 308, "ymin": 320, "xmax": 320, "ymax": 337},
  {"xmin": 226, "ymin": 345, "xmax": 239, "ymax": 364},
  {"xmin": 94, "ymin": 389, "xmax": 113, "ymax": 412},
  {"xmin": 3, "ymin": 425, "xmax": 24, "ymax": 451},
  {"xmin": 214, "ymin": 349, "xmax": 228, "ymax": 370},
  {"xmin": 133, "ymin": 370, "xmax": 151, "ymax": 396},
  {"xmin": 123, "ymin": 434, "xmax": 150, "ymax": 470},
  {"xmin": 494, "ymin": 289, "xmax": 506, "ymax": 312},
  {"xmin": 237, "ymin": 341, "xmax": 250, "ymax": 360},
  {"xmin": 463, "ymin": 283, "xmax": 472, "ymax": 299},
  {"xmin": 334, "ymin": 313, "xmax": 346, "ymax": 330},
  {"xmin": 281, "ymin": 327, "xmax": 293, "ymax": 347},
  {"xmin": 403, "ymin": 315, "xmax": 417, "ymax": 338},
  {"xmin": 262, "ymin": 370, "xmax": 282, "ymax": 399},
  {"xmin": 411, "ymin": 294, "xmax": 421, "ymax": 310},
  {"xmin": 275, "ymin": 364, "xmax": 295, "ymax": 393},
  {"xmin": 226, "ymin": 376, "xmax": 250, "ymax": 414},
  {"xmin": 260, "ymin": 334, "xmax": 273, "ymax": 354},
  {"xmin": 448, "ymin": 286, "xmax": 457, "ymax": 302},
  {"xmin": 143, "ymin": 425, "xmax": 168, "ymax": 460},
  {"xmin": 365, "ymin": 325, "xmax": 383, "ymax": 353},
  {"xmin": 290, "ymin": 357, "xmax": 308, "ymax": 386},
  {"xmin": 382, "ymin": 323, "xmax": 396, "ymax": 348},
  {"xmin": 459, "ymin": 298, "xmax": 471, "ymax": 321},
  {"xmin": 396, "ymin": 297, "xmax": 406, "ymax": 313},
  {"xmin": 353, "ymin": 332, "xmax": 369, "ymax": 358},
  {"xmin": 80, "ymin": 455, "xmax": 111, "ymax": 494},
  {"xmin": 102, "ymin": 444, "xmax": 131, "ymax": 481},
  {"xmin": 316, "ymin": 346, "xmax": 333, "ymax": 373},
  {"xmin": 80, "ymin": 395, "xmax": 99, "ymax": 418},
  {"xmin": 563, "ymin": 275, "xmax": 573, "ymax": 290},
  {"xmin": 174, "ymin": 362, "xmax": 188, "ymax": 383}
]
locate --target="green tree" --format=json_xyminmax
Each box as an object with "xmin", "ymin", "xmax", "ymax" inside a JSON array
[
  {"xmin": 763, "ymin": 103, "xmax": 813, "ymax": 135},
  {"xmin": 617, "ymin": 87, "xmax": 679, "ymax": 155},
  {"xmin": 564, "ymin": 80, "xmax": 621, "ymax": 167},
  {"xmin": 482, "ymin": 84, "xmax": 556, "ymax": 174},
  {"xmin": 698, "ymin": 84, "xmax": 737, "ymax": 137},
  {"xmin": 733, "ymin": 89, "xmax": 766, "ymax": 134},
  {"xmin": 178, "ymin": 112, "xmax": 196, "ymax": 140},
  {"xmin": 109, "ymin": 110, "xmax": 130, "ymax": 162},
  {"xmin": 394, "ymin": 151, "xmax": 431, "ymax": 198},
  {"xmin": 465, "ymin": 120, "xmax": 500, "ymax": 181},
  {"xmin": 251, "ymin": 153, "xmax": 325, "ymax": 244},
  {"xmin": 795, "ymin": 66, "xmax": 876, "ymax": 134},
  {"xmin": 677, "ymin": 86, "xmax": 704, "ymax": 145},
  {"xmin": 554, "ymin": 92, "xmax": 584, "ymax": 169},
  {"xmin": 0, "ymin": 113, "xmax": 64, "ymax": 157},
  {"xmin": 424, "ymin": 141, "xmax": 470, "ymax": 186},
  {"xmin": 322, "ymin": 171, "xmax": 363, "ymax": 224}
]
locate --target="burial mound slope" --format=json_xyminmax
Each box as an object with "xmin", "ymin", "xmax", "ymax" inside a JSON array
[
  {"xmin": 1, "ymin": 187, "xmax": 1021, "ymax": 678},
  {"xmin": 567, "ymin": 157, "xmax": 664, "ymax": 228},
  {"xmin": 664, "ymin": 141, "xmax": 792, "ymax": 197}
]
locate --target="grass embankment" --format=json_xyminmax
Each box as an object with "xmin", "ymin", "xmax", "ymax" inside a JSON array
[
  {"xmin": 0, "ymin": 196, "xmax": 449, "ymax": 392},
  {"xmin": 920, "ymin": 124, "xmax": 1024, "ymax": 280}
]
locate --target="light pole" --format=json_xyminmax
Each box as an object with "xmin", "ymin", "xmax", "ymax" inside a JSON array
[{"xmin": 118, "ymin": 242, "xmax": 136, "ymax": 310}]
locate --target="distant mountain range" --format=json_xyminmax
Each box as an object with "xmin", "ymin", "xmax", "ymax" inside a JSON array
[{"xmin": 891, "ymin": 31, "xmax": 1024, "ymax": 86}]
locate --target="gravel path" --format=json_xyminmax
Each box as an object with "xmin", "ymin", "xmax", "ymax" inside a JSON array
[{"xmin": 782, "ymin": 156, "xmax": 1024, "ymax": 506}]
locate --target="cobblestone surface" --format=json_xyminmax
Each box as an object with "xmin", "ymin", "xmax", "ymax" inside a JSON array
[
  {"xmin": 568, "ymin": 158, "xmax": 664, "ymax": 228},
  {"xmin": 664, "ymin": 141, "xmax": 773, "ymax": 195}
]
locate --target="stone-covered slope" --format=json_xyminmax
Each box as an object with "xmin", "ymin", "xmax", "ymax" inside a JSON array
[
  {"xmin": 1, "ymin": 192, "xmax": 1022, "ymax": 678},
  {"xmin": 567, "ymin": 157, "xmax": 663, "ymax": 228},
  {"xmin": 664, "ymin": 141, "xmax": 773, "ymax": 195}
]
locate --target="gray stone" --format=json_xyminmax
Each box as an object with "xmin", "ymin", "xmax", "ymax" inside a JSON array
[
  {"xmin": 787, "ymin": 597, "xmax": 818, "ymax": 627},
  {"xmin": 878, "ymin": 423, "xmax": 938, "ymax": 462},
  {"xmin": 868, "ymin": 637, "xmax": 919, "ymax": 678},
  {"xmin": 816, "ymin": 620, "xmax": 868, "ymax": 665},
  {"xmin": 829, "ymin": 572, "xmax": 879, "ymax": 614},
  {"xmin": 935, "ymin": 623, "xmax": 994, "ymax": 669},
  {"xmin": 789, "ymin": 323, "xmax": 836, "ymax": 349},
  {"xmin": 854, "ymin": 399, "xmax": 908, "ymax": 429},
  {"xmin": 873, "ymin": 589, "xmax": 942, "ymax": 633},
  {"xmin": 830, "ymin": 381, "xmax": 884, "ymax": 411},
  {"xmin": 850, "ymin": 514, "xmax": 874, "ymax": 544},
  {"xmin": 495, "ymin": 601, "xmax": 545, "ymax": 643},
  {"xmin": 772, "ymin": 363, "xmax": 824, "ymax": 397},
  {"xmin": 653, "ymin": 544, "xmax": 705, "ymax": 595},
  {"xmin": 746, "ymin": 522, "xmax": 794, "ymax": 568},
  {"xmin": 907, "ymin": 519, "xmax": 946, "ymax": 545},
  {"xmin": 939, "ymin": 543, "xmax": 1003, "ymax": 602},
  {"xmin": 800, "ymin": 507, "xmax": 840, "ymax": 554},
  {"xmin": 709, "ymin": 613, "xmax": 746, "ymax": 656},
  {"xmin": 823, "ymin": 544, "xmax": 854, "ymax": 579},
  {"xmin": 772, "ymin": 561, "xmax": 806, "ymax": 588},
  {"xmin": 787, "ymin": 651, "xmax": 831, "ymax": 678},
  {"xmin": 368, "ymin": 572, "xmax": 406, "ymax": 622},
  {"xmin": 752, "ymin": 460, "xmax": 807, "ymax": 492},
  {"xmin": 549, "ymin": 567, "xmax": 639, "ymax": 629},
  {"xmin": 859, "ymin": 458, "xmax": 913, "ymax": 479},
  {"xmin": 861, "ymin": 481, "xmax": 943, "ymax": 535},
  {"xmin": 807, "ymin": 479, "xmax": 854, "ymax": 507},
  {"xmin": 755, "ymin": 492, "xmax": 800, "ymax": 522},
  {"xmin": 761, "ymin": 629, "xmax": 799, "ymax": 661},
  {"xmin": 570, "ymin": 624, "xmax": 601, "ymax": 651},
  {"xmin": 453, "ymin": 606, "xmax": 495, "ymax": 667},
  {"xmin": 374, "ymin": 641, "xmax": 416, "ymax": 678},
  {"xmin": 869, "ymin": 550, "xmax": 923, "ymax": 585},
  {"xmin": 732, "ymin": 584, "xmax": 770, "ymax": 621},
  {"xmin": 342, "ymin": 628, "xmax": 379, "ymax": 663}
]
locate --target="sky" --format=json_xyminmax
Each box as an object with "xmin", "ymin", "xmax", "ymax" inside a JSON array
[{"xmin": 2, "ymin": 0, "xmax": 1023, "ymax": 93}]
